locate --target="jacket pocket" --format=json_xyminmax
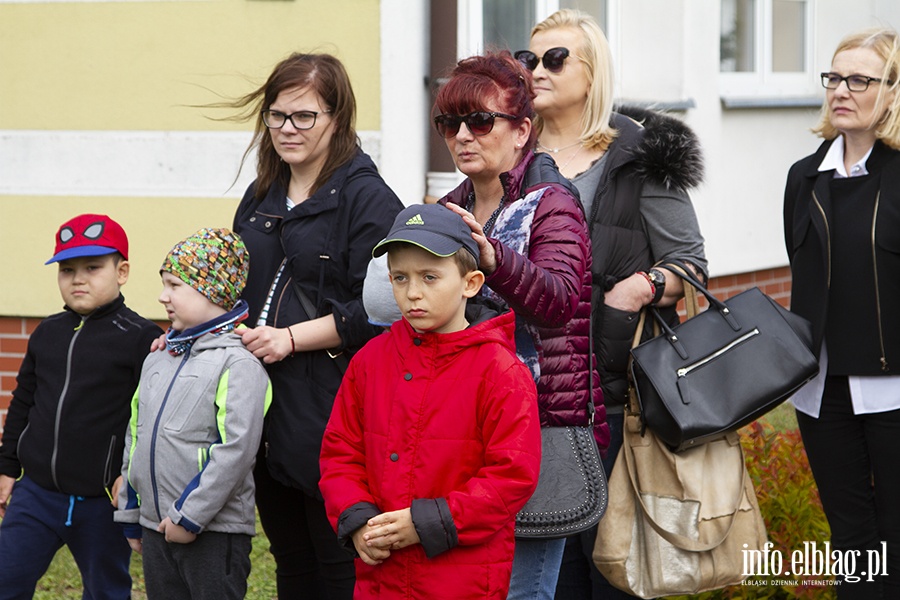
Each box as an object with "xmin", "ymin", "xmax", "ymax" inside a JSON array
[
  {"xmin": 162, "ymin": 374, "xmax": 207, "ymax": 433},
  {"xmin": 875, "ymin": 197, "xmax": 900, "ymax": 254},
  {"xmin": 598, "ymin": 305, "xmax": 640, "ymax": 374},
  {"xmin": 244, "ymin": 211, "xmax": 282, "ymax": 236},
  {"xmin": 791, "ymin": 207, "xmax": 813, "ymax": 254},
  {"xmin": 103, "ymin": 435, "xmax": 118, "ymax": 490}
]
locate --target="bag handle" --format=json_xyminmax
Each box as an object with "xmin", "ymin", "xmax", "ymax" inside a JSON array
[
  {"xmin": 656, "ymin": 260, "xmax": 741, "ymax": 332},
  {"xmin": 621, "ymin": 418, "xmax": 749, "ymax": 552}
]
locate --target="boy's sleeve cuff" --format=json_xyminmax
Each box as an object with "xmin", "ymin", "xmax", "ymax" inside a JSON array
[
  {"xmin": 411, "ymin": 498, "xmax": 458, "ymax": 558},
  {"xmin": 122, "ymin": 523, "xmax": 143, "ymax": 540},
  {"xmin": 168, "ymin": 507, "xmax": 202, "ymax": 534},
  {"xmin": 113, "ymin": 507, "xmax": 140, "ymax": 524},
  {"xmin": 336, "ymin": 502, "xmax": 381, "ymax": 555}
]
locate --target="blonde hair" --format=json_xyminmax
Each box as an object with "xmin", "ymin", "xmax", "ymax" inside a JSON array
[
  {"xmin": 530, "ymin": 9, "xmax": 618, "ymax": 152},
  {"xmin": 812, "ymin": 28, "xmax": 900, "ymax": 149}
]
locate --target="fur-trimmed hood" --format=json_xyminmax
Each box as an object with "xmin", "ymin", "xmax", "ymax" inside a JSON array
[{"xmin": 612, "ymin": 105, "xmax": 704, "ymax": 192}]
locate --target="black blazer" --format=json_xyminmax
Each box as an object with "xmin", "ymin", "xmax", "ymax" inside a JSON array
[{"xmin": 784, "ymin": 139, "xmax": 900, "ymax": 374}]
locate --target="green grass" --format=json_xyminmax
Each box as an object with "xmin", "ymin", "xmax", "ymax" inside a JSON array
[
  {"xmin": 755, "ymin": 399, "xmax": 798, "ymax": 432},
  {"xmin": 35, "ymin": 512, "xmax": 276, "ymax": 600}
]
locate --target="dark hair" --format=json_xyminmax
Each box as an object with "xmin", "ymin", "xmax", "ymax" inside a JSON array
[
  {"xmin": 434, "ymin": 50, "xmax": 537, "ymax": 148},
  {"xmin": 230, "ymin": 53, "xmax": 359, "ymax": 200}
]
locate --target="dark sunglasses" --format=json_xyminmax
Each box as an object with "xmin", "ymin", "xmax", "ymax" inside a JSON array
[
  {"xmin": 433, "ymin": 111, "xmax": 517, "ymax": 138},
  {"xmin": 515, "ymin": 47, "xmax": 572, "ymax": 73}
]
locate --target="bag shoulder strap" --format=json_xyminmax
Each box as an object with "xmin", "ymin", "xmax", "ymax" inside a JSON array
[
  {"xmin": 290, "ymin": 279, "xmax": 350, "ymax": 374},
  {"xmin": 621, "ymin": 423, "xmax": 749, "ymax": 552}
]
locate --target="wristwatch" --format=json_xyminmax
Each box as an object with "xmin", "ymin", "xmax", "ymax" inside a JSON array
[{"xmin": 647, "ymin": 268, "xmax": 666, "ymax": 305}]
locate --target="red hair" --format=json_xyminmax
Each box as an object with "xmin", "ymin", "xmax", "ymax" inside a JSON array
[{"xmin": 435, "ymin": 50, "xmax": 537, "ymax": 148}]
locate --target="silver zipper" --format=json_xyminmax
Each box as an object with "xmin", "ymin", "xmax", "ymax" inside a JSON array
[
  {"xmin": 871, "ymin": 190, "xmax": 888, "ymax": 371},
  {"xmin": 676, "ymin": 329, "xmax": 760, "ymax": 377},
  {"xmin": 811, "ymin": 190, "xmax": 831, "ymax": 289}
]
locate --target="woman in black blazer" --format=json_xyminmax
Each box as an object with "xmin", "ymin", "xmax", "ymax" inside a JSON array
[{"xmin": 784, "ymin": 28, "xmax": 900, "ymax": 599}]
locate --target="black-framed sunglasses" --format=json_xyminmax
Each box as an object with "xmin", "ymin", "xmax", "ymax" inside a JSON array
[
  {"xmin": 433, "ymin": 111, "xmax": 518, "ymax": 138},
  {"xmin": 820, "ymin": 72, "xmax": 892, "ymax": 93},
  {"xmin": 515, "ymin": 47, "xmax": 573, "ymax": 73},
  {"xmin": 261, "ymin": 109, "xmax": 330, "ymax": 130}
]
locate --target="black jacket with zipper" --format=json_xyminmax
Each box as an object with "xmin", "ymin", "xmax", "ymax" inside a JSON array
[
  {"xmin": 0, "ymin": 295, "xmax": 162, "ymax": 497},
  {"xmin": 233, "ymin": 148, "xmax": 403, "ymax": 497},
  {"xmin": 784, "ymin": 138, "xmax": 900, "ymax": 375}
]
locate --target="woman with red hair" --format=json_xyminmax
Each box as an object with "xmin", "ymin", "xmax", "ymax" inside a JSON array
[{"xmin": 435, "ymin": 51, "xmax": 608, "ymax": 599}]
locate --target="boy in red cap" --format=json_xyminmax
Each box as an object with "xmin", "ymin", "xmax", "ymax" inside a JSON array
[{"xmin": 0, "ymin": 214, "xmax": 162, "ymax": 599}]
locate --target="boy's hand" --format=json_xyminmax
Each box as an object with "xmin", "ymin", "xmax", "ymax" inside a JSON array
[
  {"xmin": 364, "ymin": 508, "xmax": 420, "ymax": 551},
  {"xmin": 157, "ymin": 517, "xmax": 197, "ymax": 544},
  {"xmin": 351, "ymin": 525, "xmax": 391, "ymax": 566},
  {"xmin": 0, "ymin": 475, "xmax": 15, "ymax": 518},
  {"xmin": 110, "ymin": 475, "xmax": 123, "ymax": 508},
  {"xmin": 127, "ymin": 538, "xmax": 143, "ymax": 555}
]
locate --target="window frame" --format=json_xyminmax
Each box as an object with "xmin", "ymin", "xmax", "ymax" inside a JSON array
[
  {"xmin": 719, "ymin": 0, "xmax": 817, "ymax": 98},
  {"xmin": 457, "ymin": 0, "xmax": 612, "ymax": 59}
]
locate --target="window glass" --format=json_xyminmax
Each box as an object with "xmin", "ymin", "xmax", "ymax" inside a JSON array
[
  {"xmin": 560, "ymin": 0, "xmax": 606, "ymax": 28},
  {"xmin": 721, "ymin": 0, "xmax": 756, "ymax": 72},
  {"xmin": 483, "ymin": 0, "xmax": 536, "ymax": 52},
  {"xmin": 772, "ymin": 0, "xmax": 806, "ymax": 72}
]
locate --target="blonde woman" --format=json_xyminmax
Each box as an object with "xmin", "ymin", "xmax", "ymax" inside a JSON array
[
  {"xmin": 516, "ymin": 9, "xmax": 707, "ymax": 598},
  {"xmin": 785, "ymin": 28, "xmax": 900, "ymax": 597}
]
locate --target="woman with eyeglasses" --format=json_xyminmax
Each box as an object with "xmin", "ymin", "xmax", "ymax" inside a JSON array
[
  {"xmin": 229, "ymin": 53, "xmax": 403, "ymax": 598},
  {"xmin": 515, "ymin": 10, "xmax": 708, "ymax": 600},
  {"xmin": 431, "ymin": 51, "xmax": 607, "ymax": 599},
  {"xmin": 784, "ymin": 28, "xmax": 900, "ymax": 597}
]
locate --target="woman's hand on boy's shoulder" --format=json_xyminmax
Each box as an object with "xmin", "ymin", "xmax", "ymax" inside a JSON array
[
  {"xmin": 234, "ymin": 325, "xmax": 291, "ymax": 364},
  {"xmin": 150, "ymin": 332, "xmax": 167, "ymax": 353}
]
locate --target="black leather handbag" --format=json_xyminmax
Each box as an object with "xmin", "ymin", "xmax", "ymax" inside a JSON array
[{"xmin": 630, "ymin": 261, "xmax": 819, "ymax": 451}]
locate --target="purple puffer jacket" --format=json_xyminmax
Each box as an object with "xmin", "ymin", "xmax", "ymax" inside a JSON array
[{"xmin": 442, "ymin": 152, "xmax": 609, "ymax": 452}]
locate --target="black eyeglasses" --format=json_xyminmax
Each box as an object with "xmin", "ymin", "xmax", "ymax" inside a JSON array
[
  {"xmin": 433, "ymin": 111, "xmax": 518, "ymax": 138},
  {"xmin": 820, "ymin": 72, "xmax": 892, "ymax": 92},
  {"xmin": 515, "ymin": 47, "xmax": 577, "ymax": 73},
  {"xmin": 261, "ymin": 109, "xmax": 330, "ymax": 130}
]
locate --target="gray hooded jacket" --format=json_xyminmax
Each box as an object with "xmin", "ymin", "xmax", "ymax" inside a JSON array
[{"xmin": 114, "ymin": 330, "xmax": 271, "ymax": 537}]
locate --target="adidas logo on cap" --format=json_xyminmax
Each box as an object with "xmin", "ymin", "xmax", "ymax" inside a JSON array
[{"xmin": 372, "ymin": 203, "xmax": 479, "ymax": 261}]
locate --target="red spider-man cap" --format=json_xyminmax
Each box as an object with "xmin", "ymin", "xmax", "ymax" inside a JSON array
[{"xmin": 45, "ymin": 214, "xmax": 129, "ymax": 265}]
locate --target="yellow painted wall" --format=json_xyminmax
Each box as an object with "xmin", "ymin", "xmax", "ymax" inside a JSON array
[
  {"xmin": 1, "ymin": 197, "xmax": 242, "ymax": 320},
  {"xmin": 0, "ymin": 0, "xmax": 381, "ymax": 131},
  {"xmin": 0, "ymin": 0, "xmax": 382, "ymax": 321}
]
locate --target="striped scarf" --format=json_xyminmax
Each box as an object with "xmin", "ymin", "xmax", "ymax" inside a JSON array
[{"xmin": 165, "ymin": 299, "xmax": 250, "ymax": 356}]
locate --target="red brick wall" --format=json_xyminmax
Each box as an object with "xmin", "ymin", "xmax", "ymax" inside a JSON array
[
  {"xmin": 0, "ymin": 318, "xmax": 42, "ymax": 437},
  {"xmin": 0, "ymin": 266, "xmax": 794, "ymax": 438}
]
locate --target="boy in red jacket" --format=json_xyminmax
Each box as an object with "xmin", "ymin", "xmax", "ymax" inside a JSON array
[{"xmin": 320, "ymin": 203, "xmax": 541, "ymax": 599}]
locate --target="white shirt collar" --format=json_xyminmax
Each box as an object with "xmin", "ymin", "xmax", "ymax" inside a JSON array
[{"xmin": 818, "ymin": 135, "xmax": 873, "ymax": 178}]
